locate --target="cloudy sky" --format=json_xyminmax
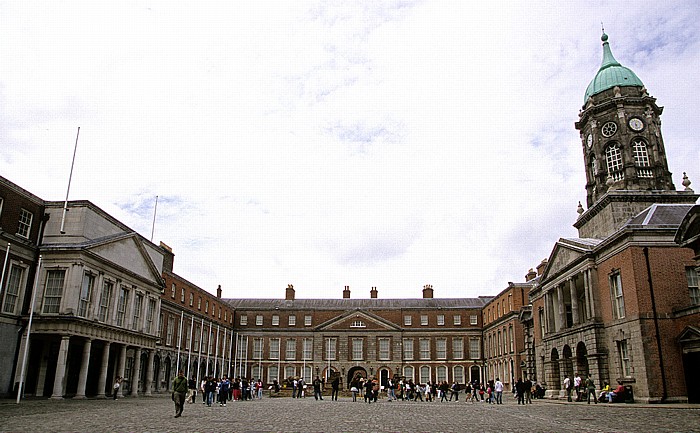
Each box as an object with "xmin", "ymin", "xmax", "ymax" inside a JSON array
[{"xmin": 1, "ymin": 1, "xmax": 699, "ymax": 300}]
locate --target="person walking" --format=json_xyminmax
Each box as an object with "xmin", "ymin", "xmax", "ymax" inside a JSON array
[
  {"xmin": 331, "ymin": 376, "xmax": 340, "ymax": 401},
  {"xmin": 112, "ymin": 377, "xmax": 121, "ymax": 400},
  {"xmin": 172, "ymin": 370, "xmax": 188, "ymax": 418},
  {"xmin": 563, "ymin": 375, "xmax": 572, "ymax": 402},
  {"xmin": 585, "ymin": 374, "xmax": 597, "ymax": 404},
  {"xmin": 494, "ymin": 378, "xmax": 503, "ymax": 404},
  {"xmin": 313, "ymin": 377, "xmax": 324, "ymax": 400}
]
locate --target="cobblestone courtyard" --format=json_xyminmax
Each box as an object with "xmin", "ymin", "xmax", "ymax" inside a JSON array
[{"xmin": 1, "ymin": 395, "xmax": 699, "ymax": 433}]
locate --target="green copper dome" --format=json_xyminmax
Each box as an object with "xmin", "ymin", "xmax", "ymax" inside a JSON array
[{"xmin": 584, "ymin": 33, "xmax": 644, "ymax": 102}]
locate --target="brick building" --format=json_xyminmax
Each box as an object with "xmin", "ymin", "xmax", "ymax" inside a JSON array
[
  {"xmin": 527, "ymin": 33, "xmax": 699, "ymax": 403},
  {"xmin": 224, "ymin": 285, "xmax": 491, "ymax": 389},
  {"xmin": 482, "ymin": 273, "xmax": 536, "ymax": 391}
]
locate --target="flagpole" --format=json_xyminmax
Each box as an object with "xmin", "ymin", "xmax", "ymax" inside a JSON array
[
  {"xmin": 228, "ymin": 330, "xmax": 234, "ymax": 377},
  {"xmin": 60, "ymin": 127, "xmax": 80, "ymax": 234},
  {"xmin": 176, "ymin": 311, "xmax": 184, "ymax": 373},
  {"xmin": 186, "ymin": 315, "xmax": 194, "ymax": 378},
  {"xmin": 214, "ymin": 325, "xmax": 220, "ymax": 378},
  {"xmin": 16, "ymin": 255, "xmax": 42, "ymax": 403},
  {"xmin": 150, "ymin": 196, "xmax": 158, "ymax": 243},
  {"xmin": 196, "ymin": 318, "xmax": 204, "ymax": 384}
]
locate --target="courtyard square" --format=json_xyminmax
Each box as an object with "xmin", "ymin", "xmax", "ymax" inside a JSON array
[{"xmin": 1, "ymin": 395, "xmax": 699, "ymax": 433}]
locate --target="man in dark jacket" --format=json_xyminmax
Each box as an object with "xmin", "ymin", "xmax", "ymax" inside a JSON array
[
  {"xmin": 313, "ymin": 377, "xmax": 323, "ymax": 400},
  {"xmin": 172, "ymin": 371, "xmax": 188, "ymax": 417}
]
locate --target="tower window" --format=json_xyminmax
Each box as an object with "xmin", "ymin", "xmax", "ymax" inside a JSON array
[
  {"xmin": 606, "ymin": 144, "xmax": 624, "ymax": 181},
  {"xmin": 632, "ymin": 139, "xmax": 653, "ymax": 178}
]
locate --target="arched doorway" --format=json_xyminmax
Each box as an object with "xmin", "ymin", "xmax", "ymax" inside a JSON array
[
  {"xmin": 470, "ymin": 365, "xmax": 481, "ymax": 384},
  {"xmin": 153, "ymin": 354, "xmax": 161, "ymax": 392},
  {"xmin": 548, "ymin": 348, "xmax": 561, "ymax": 390},
  {"xmin": 576, "ymin": 342, "xmax": 589, "ymax": 376},
  {"xmin": 379, "ymin": 368, "xmax": 390, "ymax": 388},
  {"xmin": 164, "ymin": 356, "xmax": 172, "ymax": 391},
  {"xmin": 562, "ymin": 344, "xmax": 574, "ymax": 379},
  {"xmin": 347, "ymin": 366, "xmax": 367, "ymax": 388}
]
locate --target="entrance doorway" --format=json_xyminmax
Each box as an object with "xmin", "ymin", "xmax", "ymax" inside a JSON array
[
  {"xmin": 347, "ymin": 366, "xmax": 367, "ymax": 388},
  {"xmin": 379, "ymin": 369, "xmax": 390, "ymax": 388}
]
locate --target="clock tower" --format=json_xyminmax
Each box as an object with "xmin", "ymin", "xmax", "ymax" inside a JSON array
[{"xmin": 573, "ymin": 33, "xmax": 697, "ymax": 239}]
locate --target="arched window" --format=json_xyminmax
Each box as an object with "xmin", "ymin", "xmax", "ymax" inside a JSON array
[
  {"xmin": 606, "ymin": 144, "xmax": 624, "ymax": 181},
  {"xmin": 420, "ymin": 365, "xmax": 431, "ymax": 384},
  {"xmin": 268, "ymin": 365, "xmax": 279, "ymax": 383},
  {"xmin": 453, "ymin": 365, "xmax": 464, "ymax": 384},
  {"xmin": 403, "ymin": 365, "xmax": 414, "ymax": 381},
  {"xmin": 436, "ymin": 365, "xmax": 447, "ymax": 383},
  {"xmin": 632, "ymin": 139, "xmax": 653, "ymax": 178}
]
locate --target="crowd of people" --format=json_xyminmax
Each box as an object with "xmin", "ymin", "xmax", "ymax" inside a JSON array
[{"xmin": 563, "ymin": 373, "xmax": 627, "ymax": 404}]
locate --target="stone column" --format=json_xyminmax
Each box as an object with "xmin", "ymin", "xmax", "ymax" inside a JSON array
[
  {"xmin": 556, "ymin": 285, "xmax": 566, "ymax": 331},
  {"xmin": 569, "ymin": 277, "xmax": 580, "ymax": 325},
  {"xmin": 50, "ymin": 336, "xmax": 71, "ymax": 399},
  {"xmin": 145, "ymin": 350, "xmax": 154, "ymax": 396},
  {"xmin": 117, "ymin": 344, "xmax": 127, "ymax": 396},
  {"xmin": 130, "ymin": 347, "xmax": 142, "ymax": 397},
  {"xmin": 96, "ymin": 342, "xmax": 111, "ymax": 398},
  {"xmin": 74, "ymin": 338, "xmax": 93, "ymax": 399}
]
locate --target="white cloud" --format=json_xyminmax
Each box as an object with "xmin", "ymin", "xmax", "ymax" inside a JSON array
[{"xmin": 1, "ymin": 0, "xmax": 699, "ymax": 299}]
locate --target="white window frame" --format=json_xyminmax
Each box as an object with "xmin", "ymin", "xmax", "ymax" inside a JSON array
[
  {"xmin": 618, "ymin": 339, "xmax": 631, "ymax": 377},
  {"xmin": 470, "ymin": 314, "xmax": 478, "ymax": 325},
  {"xmin": 351, "ymin": 338, "xmax": 363, "ymax": 360},
  {"xmin": 289, "ymin": 315, "xmax": 296, "ymax": 326},
  {"xmin": 610, "ymin": 271, "xmax": 625, "ymax": 319},
  {"xmin": 2, "ymin": 263, "xmax": 25, "ymax": 315},
  {"xmin": 240, "ymin": 315, "xmax": 248, "ymax": 326},
  {"xmin": 42, "ymin": 269, "xmax": 65, "ymax": 314},
  {"xmin": 285, "ymin": 338, "xmax": 296, "ymax": 360},
  {"xmin": 403, "ymin": 338, "xmax": 414, "ymax": 360},
  {"xmin": 404, "ymin": 315, "xmax": 412, "ymax": 326},
  {"xmin": 378, "ymin": 337, "xmax": 390, "ymax": 360},
  {"xmin": 420, "ymin": 315, "xmax": 428, "ymax": 326},
  {"xmin": 269, "ymin": 338, "xmax": 280, "ymax": 360},
  {"xmin": 419, "ymin": 338, "xmax": 430, "ymax": 360},
  {"xmin": 437, "ymin": 314, "xmax": 445, "ymax": 326},
  {"xmin": 436, "ymin": 338, "xmax": 447, "ymax": 359},
  {"xmin": 687, "ymin": 267, "xmax": 699, "ymax": 305},
  {"xmin": 452, "ymin": 337, "xmax": 464, "ymax": 360},
  {"xmin": 256, "ymin": 315, "xmax": 263, "ymax": 326},
  {"xmin": 453, "ymin": 315, "xmax": 461, "ymax": 326},
  {"xmin": 17, "ymin": 208, "xmax": 33, "ymax": 239},
  {"xmin": 305, "ymin": 315, "xmax": 312, "ymax": 326},
  {"xmin": 272, "ymin": 315, "xmax": 279, "ymax": 326}
]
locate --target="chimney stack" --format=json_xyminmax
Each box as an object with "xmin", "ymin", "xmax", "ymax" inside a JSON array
[
  {"xmin": 370, "ymin": 287, "xmax": 378, "ymax": 298},
  {"xmin": 525, "ymin": 268, "xmax": 537, "ymax": 282},
  {"xmin": 343, "ymin": 286, "xmax": 351, "ymax": 298},
  {"xmin": 285, "ymin": 284, "xmax": 295, "ymax": 300},
  {"xmin": 536, "ymin": 259, "xmax": 548, "ymax": 276},
  {"xmin": 422, "ymin": 284, "xmax": 434, "ymax": 298},
  {"xmin": 216, "ymin": 285, "xmax": 222, "ymax": 298}
]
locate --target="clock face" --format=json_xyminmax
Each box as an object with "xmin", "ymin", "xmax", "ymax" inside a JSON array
[
  {"xmin": 601, "ymin": 121, "xmax": 618, "ymax": 137},
  {"xmin": 628, "ymin": 117, "xmax": 644, "ymax": 132},
  {"xmin": 586, "ymin": 134, "xmax": 593, "ymax": 148}
]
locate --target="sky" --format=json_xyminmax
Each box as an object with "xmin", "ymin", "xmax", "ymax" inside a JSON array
[{"xmin": 1, "ymin": 1, "xmax": 699, "ymax": 300}]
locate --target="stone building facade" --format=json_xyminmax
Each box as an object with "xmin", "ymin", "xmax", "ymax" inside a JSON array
[{"xmin": 12, "ymin": 200, "xmax": 167, "ymax": 398}]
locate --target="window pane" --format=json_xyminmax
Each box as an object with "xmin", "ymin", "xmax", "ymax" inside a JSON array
[{"xmin": 43, "ymin": 270, "xmax": 65, "ymax": 314}]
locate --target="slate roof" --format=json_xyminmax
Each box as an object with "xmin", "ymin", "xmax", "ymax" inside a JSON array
[
  {"xmin": 224, "ymin": 297, "xmax": 494, "ymax": 310},
  {"xmin": 626, "ymin": 204, "xmax": 695, "ymax": 227}
]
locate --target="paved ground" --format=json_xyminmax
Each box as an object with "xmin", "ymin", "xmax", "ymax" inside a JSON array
[{"xmin": 1, "ymin": 394, "xmax": 699, "ymax": 433}]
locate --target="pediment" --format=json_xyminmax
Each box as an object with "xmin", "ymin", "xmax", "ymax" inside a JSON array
[
  {"xmin": 678, "ymin": 326, "xmax": 700, "ymax": 353},
  {"xmin": 87, "ymin": 234, "xmax": 164, "ymax": 287},
  {"xmin": 317, "ymin": 310, "xmax": 401, "ymax": 331},
  {"xmin": 542, "ymin": 239, "xmax": 594, "ymax": 280}
]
